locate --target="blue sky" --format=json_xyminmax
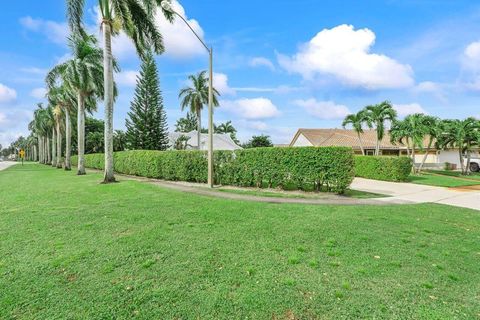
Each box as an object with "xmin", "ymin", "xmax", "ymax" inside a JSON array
[{"xmin": 1, "ymin": 0, "xmax": 480, "ymax": 147}]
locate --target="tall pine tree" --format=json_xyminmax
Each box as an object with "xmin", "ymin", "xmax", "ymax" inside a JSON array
[{"xmin": 126, "ymin": 53, "xmax": 169, "ymax": 150}]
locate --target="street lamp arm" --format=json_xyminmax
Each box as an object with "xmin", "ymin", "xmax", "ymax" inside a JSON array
[{"xmin": 170, "ymin": 11, "xmax": 210, "ymax": 52}]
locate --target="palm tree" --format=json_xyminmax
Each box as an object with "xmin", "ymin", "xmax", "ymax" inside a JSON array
[
  {"xmin": 46, "ymin": 33, "xmax": 108, "ymax": 175},
  {"xmin": 364, "ymin": 101, "xmax": 398, "ymax": 156},
  {"xmin": 342, "ymin": 111, "xmax": 370, "ymax": 155},
  {"xmin": 67, "ymin": 0, "xmax": 174, "ymax": 183},
  {"xmin": 417, "ymin": 115, "xmax": 440, "ymax": 172},
  {"xmin": 390, "ymin": 120, "xmax": 412, "ymax": 156},
  {"xmin": 53, "ymin": 105, "xmax": 64, "ymax": 168},
  {"xmin": 179, "ymin": 71, "xmax": 220, "ymax": 149},
  {"xmin": 437, "ymin": 118, "xmax": 480, "ymax": 174},
  {"xmin": 30, "ymin": 104, "xmax": 46, "ymax": 163},
  {"xmin": 403, "ymin": 114, "xmax": 429, "ymax": 173},
  {"xmin": 44, "ymin": 105, "xmax": 56, "ymax": 166},
  {"xmin": 215, "ymin": 121, "xmax": 235, "ymax": 134}
]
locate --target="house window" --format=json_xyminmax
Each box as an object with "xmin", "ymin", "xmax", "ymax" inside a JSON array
[{"xmin": 365, "ymin": 150, "xmax": 375, "ymax": 156}]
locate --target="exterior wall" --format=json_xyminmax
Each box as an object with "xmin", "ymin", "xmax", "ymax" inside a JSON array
[
  {"xmin": 438, "ymin": 150, "xmax": 461, "ymax": 167},
  {"xmin": 292, "ymin": 134, "xmax": 314, "ymax": 147},
  {"xmin": 413, "ymin": 151, "xmax": 438, "ymax": 164}
]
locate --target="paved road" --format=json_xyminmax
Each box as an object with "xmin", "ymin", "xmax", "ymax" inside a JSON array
[
  {"xmin": 0, "ymin": 161, "xmax": 17, "ymax": 172},
  {"xmin": 351, "ymin": 178, "xmax": 480, "ymax": 211}
]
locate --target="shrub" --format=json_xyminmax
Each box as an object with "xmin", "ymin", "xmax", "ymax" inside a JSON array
[
  {"xmin": 72, "ymin": 147, "xmax": 355, "ymax": 193},
  {"xmin": 354, "ymin": 156, "xmax": 412, "ymax": 182}
]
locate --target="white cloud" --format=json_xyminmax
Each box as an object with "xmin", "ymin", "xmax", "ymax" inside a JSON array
[
  {"xmin": 461, "ymin": 41, "xmax": 480, "ymax": 91},
  {"xmin": 92, "ymin": 1, "xmax": 205, "ymax": 60},
  {"xmin": 30, "ymin": 88, "xmax": 47, "ymax": 100},
  {"xmin": 0, "ymin": 84, "xmax": 17, "ymax": 103},
  {"xmin": 293, "ymin": 99, "xmax": 350, "ymax": 120},
  {"xmin": 21, "ymin": 67, "xmax": 48, "ymax": 75},
  {"xmin": 393, "ymin": 103, "xmax": 427, "ymax": 117},
  {"xmin": 0, "ymin": 109, "xmax": 33, "ymax": 147},
  {"xmin": 415, "ymin": 81, "xmax": 440, "ymax": 92},
  {"xmin": 115, "ymin": 71, "xmax": 139, "ymax": 87},
  {"xmin": 278, "ymin": 24, "xmax": 414, "ymax": 90},
  {"xmin": 249, "ymin": 57, "xmax": 275, "ymax": 71},
  {"xmin": 213, "ymin": 73, "xmax": 236, "ymax": 96},
  {"xmin": 233, "ymin": 85, "xmax": 303, "ymax": 94},
  {"xmin": 413, "ymin": 81, "xmax": 447, "ymax": 103},
  {"xmin": 155, "ymin": 1, "xmax": 206, "ymax": 59},
  {"xmin": 244, "ymin": 120, "xmax": 268, "ymax": 131},
  {"xmin": 20, "ymin": 16, "xmax": 68, "ymax": 45},
  {"xmin": 220, "ymin": 98, "xmax": 281, "ymax": 120}
]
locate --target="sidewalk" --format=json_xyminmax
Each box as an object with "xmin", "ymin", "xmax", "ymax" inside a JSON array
[
  {"xmin": 0, "ymin": 161, "xmax": 17, "ymax": 172},
  {"xmin": 351, "ymin": 178, "xmax": 480, "ymax": 211}
]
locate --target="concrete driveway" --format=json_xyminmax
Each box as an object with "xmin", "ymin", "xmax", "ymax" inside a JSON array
[
  {"xmin": 351, "ymin": 177, "xmax": 480, "ymax": 211},
  {"xmin": 0, "ymin": 161, "xmax": 17, "ymax": 172}
]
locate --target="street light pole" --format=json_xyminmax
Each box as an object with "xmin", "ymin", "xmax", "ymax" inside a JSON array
[
  {"xmin": 161, "ymin": 1, "xmax": 215, "ymax": 188},
  {"xmin": 208, "ymin": 48, "xmax": 214, "ymax": 188}
]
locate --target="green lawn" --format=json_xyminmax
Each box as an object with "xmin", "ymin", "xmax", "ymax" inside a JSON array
[
  {"xmin": 426, "ymin": 170, "xmax": 480, "ymax": 181},
  {"xmin": 408, "ymin": 172, "xmax": 480, "ymax": 187},
  {"xmin": 215, "ymin": 187, "xmax": 389, "ymax": 199},
  {"xmin": 1, "ymin": 164, "xmax": 480, "ymax": 319}
]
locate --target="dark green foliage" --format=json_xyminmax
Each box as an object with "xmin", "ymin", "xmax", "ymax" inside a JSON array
[
  {"xmin": 355, "ymin": 156, "xmax": 412, "ymax": 182},
  {"xmin": 215, "ymin": 121, "xmax": 240, "ymax": 144},
  {"xmin": 85, "ymin": 132, "xmax": 104, "ymax": 154},
  {"xmin": 175, "ymin": 112, "xmax": 198, "ymax": 133},
  {"xmin": 82, "ymin": 118, "xmax": 126, "ymax": 153},
  {"xmin": 243, "ymin": 135, "xmax": 274, "ymax": 148},
  {"xmin": 71, "ymin": 147, "xmax": 355, "ymax": 193},
  {"xmin": 125, "ymin": 53, "xmax": 169, "ymax": 150},
  {"xmin": 113, "ymin": 130, "xmax": 127, "ymax": 152}
]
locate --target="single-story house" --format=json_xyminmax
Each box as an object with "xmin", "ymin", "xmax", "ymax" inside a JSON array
[
  {"xmin": 289, "ymin": 128, "xmax": 479, "ymax": 168},
  {"xmin": 169, "ymin": 131, "xmax": 242, "ymax": 151}
]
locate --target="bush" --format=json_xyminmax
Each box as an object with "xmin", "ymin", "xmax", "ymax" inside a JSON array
[
  {"xmin": 354, "ymin": 156, "xmax": 412, "ymax": 182},
  {"xmin": 71, "ymin": 147, "xmax": 355, "ymax": 193}
]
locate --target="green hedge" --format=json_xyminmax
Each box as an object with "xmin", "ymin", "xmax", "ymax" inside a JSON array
[
  {"xmin": 71, "ymin": 147, "xmax": 355, "ymax": 193},
  {"xmin": 354, "ymin": 156, "xmax": 412, "ymax": 182}
]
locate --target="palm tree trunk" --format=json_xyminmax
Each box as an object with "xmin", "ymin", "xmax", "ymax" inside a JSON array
[
  {"xmin": 56, "ymin": 121, "xmax": 62, "ymax": 168},
  {"xmin": 46, "ymin": 136, "xmax": 51, "ymax": 164},
  {"xmin": 51, "ymin": 128, "xmax": 57, "ymax": 167},
  {"xmin": 77, "ymin": 93, "xmax": 86, "ymax": 175},
  {"xmin": 459, "ymin": 149, "xmax": 466, "ymax": 175},
  {"xmin": 42, "ymin": 137, "xmax": 45, "ymax": 164},
  {"xmin": 39, "ymin": 136, "xmax": 45, "ymax": 163},
  {"xmin": 197, "ymin": 109, "xmax": 202, "ymax": 150},
  {"xmin": 466, "ymin": 150, "xmax": 472, "ymax": 175},
  {"xmin": 103, "ymin": 22, "xmax": 115, "ymax": 183},
  {"xmin": 411, "ymin": 145, "xmax": 416, "ymax": 174},
  {"xmin": 418, "ymin": 138, "xmax": 433, "ymax": 173},
  {"xmin": 37, "ymin": 137, "xmax": 41, "ymax": 163},
  {"xmin": 39, "ymin": 137, "xmax": 42, "ymax": 163},
  {"xmin": 65, "ymin": 108, "xmax": 72, "ymax": 171},
  {"xmin": 406, "ymin": 139, "xmax": 411, "ymax": 157},
  {"xmin": 357, "ymin": 132, "xmax": 365, "ymax": 155}
]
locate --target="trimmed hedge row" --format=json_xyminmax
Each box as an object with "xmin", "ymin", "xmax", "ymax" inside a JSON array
[
  {"xmin": 354, "ymin": 156, "xmax": 412, "ymax": 182},
  {"xmin": 71, "ymin": 147, "xmax": 355, "ymax": 193}
]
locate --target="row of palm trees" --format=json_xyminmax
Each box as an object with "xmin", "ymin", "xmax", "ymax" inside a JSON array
[
  {"xmin": 342, "ymin": 101, "xmax": 480, "ymax": 174},
  {"xmin": 65, "ymin": 0, "xmax": 173, "ymax": 182},
  {"xmin": 23, "ymin": 0, "xmax": 175, "ymax": 181}
]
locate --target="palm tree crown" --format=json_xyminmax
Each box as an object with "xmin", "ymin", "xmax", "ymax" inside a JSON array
[
  {"xmin": 364, "ymin": 101, "xmax": 397, "ymax": 155},
  {"xmin": 179, "ymin": 71, "xmax": 220, "ymax": 149}
]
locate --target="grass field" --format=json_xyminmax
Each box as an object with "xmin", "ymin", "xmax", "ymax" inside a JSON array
[
  {"xmin": 1, "ymin": 164, "xmax": 480, "ymax": 319},
  {"xmin": 426, "ymin": 170, "xmax": 480, "ymax": 180},
  {"xmin": 215, "ymin": 187, "xmax": 389, "ymax": 199},
  {"xmin": 408, "ymin": 171, "xmax": 480, "ymax": 187}
]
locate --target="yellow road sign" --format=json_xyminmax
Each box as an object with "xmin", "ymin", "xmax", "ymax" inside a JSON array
[{"xmin": 19, "ymin": 149, "xmax": 25, "ymax": 158}]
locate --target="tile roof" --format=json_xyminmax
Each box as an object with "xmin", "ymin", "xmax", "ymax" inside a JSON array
[{"xmin": 290, "ymin": 129, "xmax": 422, "ymax": 149}]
